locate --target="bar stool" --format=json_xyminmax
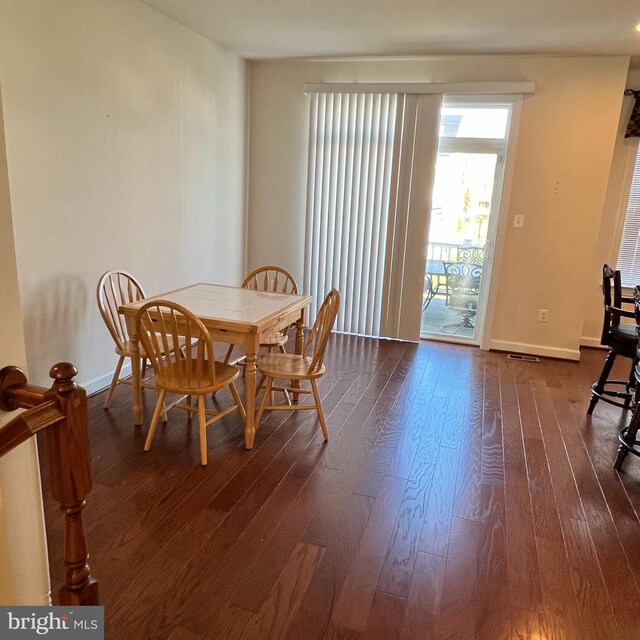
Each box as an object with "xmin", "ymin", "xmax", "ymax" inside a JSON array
[
  {"xmin": 587, "ymin": 265, "xmax": 637, "ymax": 415},
  {"xmin": 615, "ymin": 285, "xmax": 640, "ymax": 470}
]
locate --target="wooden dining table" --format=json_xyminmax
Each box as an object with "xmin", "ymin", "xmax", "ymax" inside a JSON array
[{"xmin": 119, "ymin": 282, "xmax": 312, "ymax": 450}]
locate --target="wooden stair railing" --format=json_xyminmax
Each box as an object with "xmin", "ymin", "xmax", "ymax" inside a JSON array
[{"xmin": 0, "ymin": 362, "xmax": 99, "ymax": 605}]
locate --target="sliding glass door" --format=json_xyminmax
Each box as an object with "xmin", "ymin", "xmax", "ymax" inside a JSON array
[
  {"xmin": 303, "ymin": 90, "xmax": 519, "ymax": 344},
  {"xmin": 421, "ymin": 101, "xmax": 512, "ymax": 344}
]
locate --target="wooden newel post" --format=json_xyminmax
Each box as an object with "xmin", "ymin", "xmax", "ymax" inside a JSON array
[{"xmin": 45, "ymin": 362, "xmax": 99, "ymax": 605}]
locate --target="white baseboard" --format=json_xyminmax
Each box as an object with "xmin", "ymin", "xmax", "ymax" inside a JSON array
[
  {"xmin": 580, "ymin": 336, "xmax": 606, "ymax": 349},
  {"xmin": 81, "ymin": 362, "xmax": 132, "ymax": 396},
  {"xmin": 489, "ymin": 339, "xmax": 581, "ymax": 362}
]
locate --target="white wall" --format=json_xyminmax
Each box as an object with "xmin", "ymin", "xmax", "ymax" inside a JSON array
[
  {"xmin": 0, "ymin": 73, "xmax": 22, "ymax": 608},
  {"xmin": 581, "ymin": 68, "xmax": 640, "ymax": 346},
  {"xmin": 0, "ymin": 83, "xmax": 50, "ymax": 606},
  {"xmin": 248, "ymin": 56, "xmax": 629, "ymax": 359},
  {"xmin": 0, "ymin": 0, "xmax": 247, "ymax": 389}
]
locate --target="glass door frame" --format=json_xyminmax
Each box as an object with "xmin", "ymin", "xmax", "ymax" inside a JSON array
[{"xmin": 420, "ymin": 95, "xmax": 521, "ymax": 347}]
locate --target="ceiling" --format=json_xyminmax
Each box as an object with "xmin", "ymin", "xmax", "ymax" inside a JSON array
[{"xmin": 141, "ymin": 0, "xmax": 640, "ymax": 64}]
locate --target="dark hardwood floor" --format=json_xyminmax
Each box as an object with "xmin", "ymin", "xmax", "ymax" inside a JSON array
[{"xmin": 39, "ymin": 336, "xmax": 640, "ymax": 639}]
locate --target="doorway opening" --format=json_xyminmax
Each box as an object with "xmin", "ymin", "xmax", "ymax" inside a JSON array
[{"xmin": 421, "ymin": 100, "xmax": 513, "ymax": 345}]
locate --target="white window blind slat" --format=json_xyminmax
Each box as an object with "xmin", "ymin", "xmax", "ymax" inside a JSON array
[
  {"xmin": 359, "ymin": 94, "xmax": 380, "ymax": 335},
  {"xmin": 618, "ymin": 143, "xmax": 640, "ymax": 287},
  {"xmin": 304, "ymin": 93, "xmax": 319, "ymax": 307},
  {"xmin": 310, "ymin": 93, "xmax": 325, "ymax": 308},
  {"xmin": 344, "ymin": 94, "xmax": 365, "ymax": 331},
  {"xmin": 337, "ymin": 95, "xmax": 357, "ymax": 333},
  {"xmin": 334, "ymin": 94, "xmax": 350, "ymax": 334},
  {"xmin": 318, "ymin": 93, "xmax": 332, "ymax": 308},
  {"xmin": 352, "ymin": 94, "xmax": 373, "ymax": 334},
  {"xmin": 323, "ymin": 93, "xmax": 336, "ymax": 302},
  {"xmin": 372, "ymin": 94, "xmax": 396, "ymax": 336},
  {"xmin": 328, "ymin": 95, "xmax": 344, "ymax": 320}
]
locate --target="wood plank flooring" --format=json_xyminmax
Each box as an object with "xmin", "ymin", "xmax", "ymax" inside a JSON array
[{"xmin": 38, "ymin": 336, "xmax": 640, "ymax": 639}]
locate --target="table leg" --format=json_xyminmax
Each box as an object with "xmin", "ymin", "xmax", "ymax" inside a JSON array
[
  {"xmin": 130, "ymin": 330, "xmax": 143, "ymax": 426},
  {"xmin": 243, "ymin": 337, "xmax": 259, "ymax": 449}
]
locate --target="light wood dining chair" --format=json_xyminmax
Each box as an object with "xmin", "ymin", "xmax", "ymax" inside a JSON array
[
  {"xmin": 254, "ymin": 289, "xmax": 340, "ymax": 440},
  {"xmin": 97, "ymin": 270, "xmax": 154, "ymax": 408},
  {"xmin": 224, "ymin": 266, "xmax": 299, "ymax": 365},
  {"xmin": 137, "ymin": 300, "xmax": 246, "ymax": 466}
]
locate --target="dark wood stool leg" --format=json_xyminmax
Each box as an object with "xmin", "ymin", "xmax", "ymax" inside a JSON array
[
  {"xmin": 625, "ymin": 359, "xmax": 638, "ymax": 409},
  {"xmin": 615, "ymin": 406, "xmax": 640, "ymax": 470},
  {"xmin": 588, "ymin": 349, "xmax": 617, "ymax": 414}
]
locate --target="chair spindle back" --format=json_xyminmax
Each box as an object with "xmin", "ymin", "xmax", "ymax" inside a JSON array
[
  {"xmin": 136, "ymin": 301, "xmax": 215, "ymax": 391},
  {"xmin": 456, "ymin": 246, "xmax": 485, "ymax": 264},
  {"xmin": 304, "ymin": 289, "xmax": 341, "ymax": 374},
  {"xmin": 97, "ymin": 270, "xmax": 145, "ymax": 351},
  {"xmin": 242, "ymin": 266, "xmax": 299, "ymax": 295},
  {"xmin": 443, "ymin": 262, "xmax": 482, "ymax": 296},
  {"xmin": 601, "ymin": 264, "xmax": 623, "ymax": 345}
]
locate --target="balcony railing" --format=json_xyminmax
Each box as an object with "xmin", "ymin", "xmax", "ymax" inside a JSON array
[
  {"xmin": 426, "ymin": 241, "xmax": 484, "ymax": 263},
  {"xmin": 426, "ymin": 242, "xmax": 460, "ymax": 262}
]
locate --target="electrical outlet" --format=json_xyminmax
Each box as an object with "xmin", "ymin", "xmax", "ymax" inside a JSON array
[
  {"xmin": 538, "ymin": 309, "xmax": 549, "ymax": 323},
  {"xmin": 513, "ymin": 215, "xmax": 525, "ymax": 228}
]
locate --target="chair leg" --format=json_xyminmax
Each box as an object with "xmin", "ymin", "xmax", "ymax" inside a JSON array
[
  {"xmin": 311, "ymin": 379, "xmax": 329, "ymax": 441},
  {"xmin": 141, "ymin": 357, "xmax": 148, "ymax": 381},
  {"xmin": 224, "ymin": 344, "xmax": 235, "ymax": 364},
  {"xmin": 615, "ymin": 405, "xmax": 640, "ymax": 470},
  {"xmin": 160, "ymin": 392, "xmax": 168, "ymax": 423},
  {"xmin": 229, "ymin": 382, "xmax": 246, "ymax": 423},
  {"xmin": 273, "ymin": 346, "xmax": 294, "ymax": 401},
  {"xmin": 104, "ymin": 356, "xmax": 125, "ymax": 408},
  {"xmin": 257, "ymin": 373, "xmax": 266, "ymax": 394},
  {"xmin": 198, "ymin": 395, "xmax": 208, "ymax": 466},
  {"xmin": 588, "ymin": 350, "xmax": 617, "ymax": 414},
  {"xmin": 255, "ymin": 377, "xmax": 273, "ymax": 427},
  {"xmin": 265, "ymin": 351, "xmax": 277, "ymax": 404},
  {"xmin": 144, "ymin": 389, "xmax": 167, "ymax": 451},
  {"xmin": 625, "ymin": 360, "xmax": 637, "ymax": 409},
  {"xmin": 441, "ymin": 313, "xmax": 475, "ymax": 333}
]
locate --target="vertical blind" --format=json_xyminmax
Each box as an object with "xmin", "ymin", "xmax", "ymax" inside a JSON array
[
  {"xmin": 618, "ymin": 142, "xmax": 640, "ymax": 287},
  {"xmin": 304, "ymin": 92, "xmax": 398, "ymax": 336}
]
